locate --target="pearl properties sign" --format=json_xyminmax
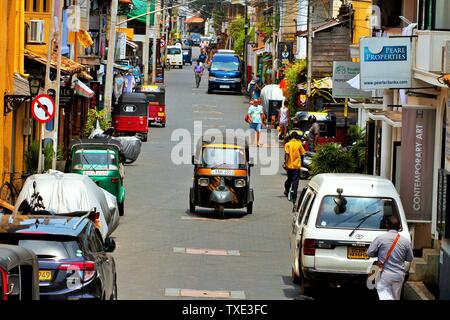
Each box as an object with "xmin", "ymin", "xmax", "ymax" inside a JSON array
[{"xmin": 360, "ymin": 37, "xmax": 412, "ymax": 90}]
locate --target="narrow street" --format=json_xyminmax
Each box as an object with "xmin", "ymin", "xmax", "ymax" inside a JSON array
[{"xmin": 113, "ymin": 48, "xmax": 376, "ymax": 300}]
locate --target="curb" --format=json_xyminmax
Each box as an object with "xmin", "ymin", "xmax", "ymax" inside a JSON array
[{"xmin": 403, "ymin": 281, "xmax": 435, "ymax": 300}]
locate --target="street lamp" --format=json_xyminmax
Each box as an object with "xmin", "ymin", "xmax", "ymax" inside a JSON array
[
  {"xmin": 4, "ymin": 74, "xmax": 43, "ymax": 115},
  {"xmin": 28, "ymin": 75, "xmax": 43, "ymax": 98}
]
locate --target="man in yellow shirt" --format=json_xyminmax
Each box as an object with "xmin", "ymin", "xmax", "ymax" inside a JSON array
[{"xmin": 284, "ymin": 132, "xmax": 306, "ymax": 202}]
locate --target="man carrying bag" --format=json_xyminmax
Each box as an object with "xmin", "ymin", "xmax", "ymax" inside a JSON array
[{"xmin": 367, "ymin": 216, "xmax": 414, "ymax": 300}]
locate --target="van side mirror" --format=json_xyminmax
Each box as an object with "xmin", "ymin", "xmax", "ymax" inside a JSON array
[{"xmin": 248, "ymin": 162, "xmax": 254, "ymax": 168}]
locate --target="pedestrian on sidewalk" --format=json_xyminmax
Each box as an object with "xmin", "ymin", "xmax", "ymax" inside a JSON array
[
  {"xmin": 278, "ymin": 100, "xmax": 290, "ymax": 140},
  {"xmin": 247, "ymin": 99, "xmax": 266, "ymax": 147},
  {"xmin": 367, "ymin": 215, "xmax": 414, "ymax": 300},
  {"xmin": 284, "ymin": 131, "xmax": 306, "ymax": 203}
]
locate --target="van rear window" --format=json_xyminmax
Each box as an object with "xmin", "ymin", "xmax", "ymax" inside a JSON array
[
  {"xmin": 167, "ymin": 48, "xmax": 181, "ymax": 55},
  {"xmin": 316, "ymin": 196, "xmax": 400, "ymax": 230}
]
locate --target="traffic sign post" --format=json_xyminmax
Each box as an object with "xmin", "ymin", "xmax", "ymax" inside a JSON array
[{"xmin": 31, "ymin": 94, "xmax": 56, "ymax": 124}]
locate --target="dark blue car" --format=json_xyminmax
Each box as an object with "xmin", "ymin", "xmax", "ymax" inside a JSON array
[
  {"xmin": 208, "ymin": 54, "xmax": 242, "ymax": 94},
  {"xmin": 0, "ymin": 213, "xmax": 117, "ymax": 300}
]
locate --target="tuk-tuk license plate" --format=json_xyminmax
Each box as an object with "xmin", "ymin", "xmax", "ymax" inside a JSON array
[
  {"xmin": 158, "ymin": 112, "xmax": 165, "ymax": 117},
  {"xmin": 347, "ymin": 246, "xmax": 369, "ymax": 260},
  {"xmin": 211, "ymin": 169, "xmax": 234, "ymax": 176},
  {"xmin": 220, "ymin": 85, "xmax": 230, "ymax": 89},
  {"xmin": 39, "ymin": 270, "xmax": 52, "ymax": 281},
  {"xmin": 83, "ymin": 171, "xmax": 108, "ymax": 176}
]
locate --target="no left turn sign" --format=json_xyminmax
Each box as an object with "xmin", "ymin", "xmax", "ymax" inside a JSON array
[
  {"xmin": 160, "ymin": 39, "xmax": 166, "ymax": 48},
  {"xmin": 31, "ymin": 94, "xmax": 56, "ymax": 124}
]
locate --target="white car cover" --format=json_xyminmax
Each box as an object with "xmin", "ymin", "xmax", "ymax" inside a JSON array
[
  {"xmin": 13, "ymin": 170, "xmax": 119, "ymax": 240},
  {"xmin": 260, "ymin": 84, "xmax": 285, "ymax": 115}
]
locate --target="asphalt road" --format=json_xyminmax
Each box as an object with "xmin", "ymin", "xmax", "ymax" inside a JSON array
[{"xmin": 113, "ymin": 48, "xmax": 377, "ymax": 300}]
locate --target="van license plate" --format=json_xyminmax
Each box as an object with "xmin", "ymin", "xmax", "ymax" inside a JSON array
[
  {"xmin": 220, "ymin": 85, "xmax": 230, "ymax": 89},
  {"xmin": 347, "ymin": 246, "xmax": 369, "ymax": 260},
  {"xmin": 39, "ymin": 270, "xmax": 52, "ymax": 281}
]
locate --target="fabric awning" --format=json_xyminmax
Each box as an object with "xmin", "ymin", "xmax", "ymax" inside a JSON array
[
  {"xmin": 24, "ymin": 49, "xmax": 86, "ymax": 75},
  {"xmin": 186, "ymin": 17, "xmax": 204, "ymax": 24},
  {"xmin": 126, "ymin": 40, "xmax": 139, "ymax": 49},
  {"xmin": 297, "ymin": 77, "xmax": 333, "ymax": 90},
  {"xmin": 72, "ymin": 78, "xmax": 94, "ymax": 98}
]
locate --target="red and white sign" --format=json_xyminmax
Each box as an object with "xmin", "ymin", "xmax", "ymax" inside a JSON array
[
  {"xmin": 31, "ymin": 94, "xmax": 56, "ymax": 124},
  {"xmin": 160, "ymin": 39, "xmax": 166, "ymax": 48}
]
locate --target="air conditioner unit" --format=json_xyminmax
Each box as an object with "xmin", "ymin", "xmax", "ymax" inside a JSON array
[{"xmin": 28, "ymin": 20, "xmax": 45, "ymax": 44}]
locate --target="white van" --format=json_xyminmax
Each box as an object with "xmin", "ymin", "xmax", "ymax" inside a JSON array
[
  {"xmin": 166, "ymin": 45, "xmax": 183, "ymax": 69},
  {"xmin": 289, "ymin": 174, "xmax": 411, "ymax": 294}
]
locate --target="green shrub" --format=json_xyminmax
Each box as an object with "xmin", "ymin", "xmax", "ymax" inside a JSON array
[
  {"xmin": 25, "ymin": 141, "xmax": 40, "ymax": 174},
  {"xmin": 311, "ymin": 143, "xmax": 356, "ymax": 175},
  {"xmin": 44, "ymin": 143, "xmax": 54, "ymax": 172}
]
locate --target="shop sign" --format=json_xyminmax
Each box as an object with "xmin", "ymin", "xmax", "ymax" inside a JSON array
[
  {"xmin": 116, "ymin": 33, "xmax": 127, "ymax": 60},
  {"xmin": 90, "ymin": 81, "xmax": 101, "ymax": 110},
  {"xmin": 400, "ymin": 108, "xmax": 436, "ymax": 221},
  {"xmin": 360, "ymin": 37, "xmax": 412, "ymax": 90},
  {"xmin": 278, "ymin": 42, "xmax": 293, "ymax": 65},
  {"xmin": 332, "ymin": 61, "xmax": 371, "ymax": 99},
  {"xmin": 282, "ymin": 33, "xmax": 296, "ymax": 42},
  {"xmin": 59, "ymin": 86, "xmax": 73, "ymax": 108}
]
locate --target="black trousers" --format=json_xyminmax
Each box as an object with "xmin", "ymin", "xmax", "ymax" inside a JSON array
[{"xmin": 285, "ymin": 169, "xmax": 300, "ymax": 199}]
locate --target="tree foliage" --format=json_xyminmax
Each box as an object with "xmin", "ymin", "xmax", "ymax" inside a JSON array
[
  {"xmin": 228, "ymin": 16, "xmax": 245, "ymax": 55},
  {"xmin": 284, "ymin": 60, "xmax": 306, "ymax": 115}
]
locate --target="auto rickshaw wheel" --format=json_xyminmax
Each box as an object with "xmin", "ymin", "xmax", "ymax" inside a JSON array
[
  {"xmin": 246, "ymin": 201, "xmax": 253, "ymax": 215},
  {"xmin": 161, "ymin": 123, "xmax": 166, "ymax": 128},
  {"xmin": 189, "ymin": 194, "xmax": 195, "ymax": 213},
  {"xmin": 119, "ymin": 202, "xmax": 124, "ymax": 216},
  {"xmin": 216, "ymin": 205, "xmax": 225, "ymax": 219},
  {"xmin": 142, "ymin": 134, "xmax": 148, "ymax": 142}
]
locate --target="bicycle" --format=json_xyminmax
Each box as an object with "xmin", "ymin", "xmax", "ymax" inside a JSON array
[
  {"xmin": 195, "ymin": 72, "xmax": 203, "ymax": 88},
  {"xmin": 0, "ymin": 172, "xmax": 32, "ymax": 206}
]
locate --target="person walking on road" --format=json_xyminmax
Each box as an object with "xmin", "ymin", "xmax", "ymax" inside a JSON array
[
  {"xmin": 367, "ymin": 216, "xmax": 413, "ymax": 300},
  {"xmin": 198, "ymin": 50, "xmax": 208, "ymax": 66},
  {"xmin": 307, "ymin": 115, "xmax": 320, "ymax": 152},
  {"xmin": 284, "ymin": 131, "xmax": 306, "ymax": 203},
  {"xmin": 278, "ymin": 101, "xmax": 290, "ymax": 140},
  {"xmin": 193, "ymin": 59, "xmax": 204, "ymax": 88},
  {"xmin": 247, "ymin": 99, "xmax": 266, "ymax": 147}
]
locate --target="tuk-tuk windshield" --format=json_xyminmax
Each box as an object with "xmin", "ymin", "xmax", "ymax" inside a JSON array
[
  {"xmin": 202, "ymin": 148, "xmax": 245, "ymax": 169},
  {"xmin": 72, "ymin": 149, "xmax": 119, "ymax": 170}
]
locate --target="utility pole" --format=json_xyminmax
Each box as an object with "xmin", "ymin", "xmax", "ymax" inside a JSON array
[
  {"xmin": 244, "ymin": 0, "xmax": 249, "ymax": 88},
  {"xmin": 104, "ymin": 0, "xmax": 119, "ymax": 114},
  {"xmin": 40, "ymin": 0, "xmax": 63, "ymax": 171},
  {"xmin": 306, "ymin": 0, "xmax": 313, "ymax": 95},
  {"xmin": 143, "ymin": 0, "xmax": 151, "ymax": 84},
  {"xmin": 152, "ymin": 8, "xmax": 159, "ymax": 83},
  {"xmin": 271, "ymin": 0, "xmax": 277, "ymax": 83}
]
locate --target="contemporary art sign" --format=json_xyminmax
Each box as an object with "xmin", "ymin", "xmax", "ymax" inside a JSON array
[
  {"xmin": 400, "ymin": 108, "xmax": 436, "ymax": 222},
  {"xmin": 360, "ymin": 37, "xmax": 412, "ymax": 90},
  {"xmin": 332, "ymin": 61, "xmax": 371, "ymax": 99}
]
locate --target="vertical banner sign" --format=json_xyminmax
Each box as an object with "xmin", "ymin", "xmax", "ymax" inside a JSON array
[
  {"xmin": 400, "ymin": 109, "xmax": 436, "ymax": 221},
  {"xmin": 278, "ymin": 42, "xmax": 293, "ymax": 65},
  {"xmin": 90, "ymin": 81, "xmax": 101, "ymax": 110},
  {"xmin": 360, "ymin": 37, "xmax": 412, "ymax": 89}
]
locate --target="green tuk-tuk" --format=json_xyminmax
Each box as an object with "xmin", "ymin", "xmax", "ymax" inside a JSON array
[{"xmin": 67, "ymin": 138, "xmax": 126, "ymax": 216}]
